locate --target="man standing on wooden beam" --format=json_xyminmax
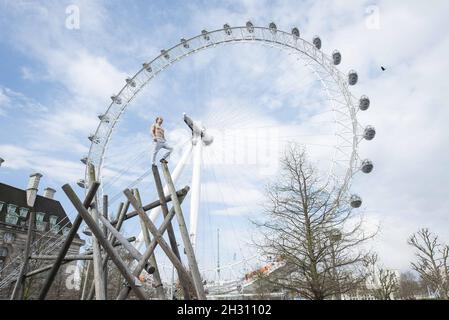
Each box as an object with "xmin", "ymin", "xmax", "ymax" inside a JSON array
[{"xmin": 151, "ymin": 116, "xmax": 173, "ymax": 165}]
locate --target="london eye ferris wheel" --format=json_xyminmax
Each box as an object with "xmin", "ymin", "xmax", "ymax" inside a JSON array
[{"xmin": 79, "ymin": 21, "xmax": 376, "ymax": 288}]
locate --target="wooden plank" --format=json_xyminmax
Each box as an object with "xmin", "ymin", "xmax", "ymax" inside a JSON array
[
  {"xmin": 161, "ymin": 162, "xmax": 206, "ymax": 299},
  {"xmin": 152, "ymin": 165, "xmax": 193, "ymax": 299},
  {"xmin": 134, "ymin": 188, "xmax": 165, "ymax": 299},
  {"xmin": 116, "ymin": 194, "xmax": 190, "ymax": 300},
  {"xmin": 62, "ymin": 184, "xmax": 147, "ymax": 300},
  {"xmin": 38, "ymin": 182, "xmax": 99, "ymax": 300}
]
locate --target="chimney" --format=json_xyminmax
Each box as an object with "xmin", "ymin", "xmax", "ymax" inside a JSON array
[
  {"xmin": 26, "ymin": 172, "xmax": 43, "ymax": 207},
  {"xmin": 43, "ymin": 187, "xmax": 56, "ymax": 200}
]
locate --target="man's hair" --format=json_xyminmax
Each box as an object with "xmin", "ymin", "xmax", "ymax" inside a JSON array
[{"xmin": 155, "ymin": 116, "xmax": 163, "ymax": 123}]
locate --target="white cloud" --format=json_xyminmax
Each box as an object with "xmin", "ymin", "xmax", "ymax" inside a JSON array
[{"xmin": 0, "ymin": 144, "xmax": 84, "ymax": 184}]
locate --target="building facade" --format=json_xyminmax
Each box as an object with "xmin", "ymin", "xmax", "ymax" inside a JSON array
[{"xmin": 0, "ymin": 182, "xmax": 84, "ymax": 299}]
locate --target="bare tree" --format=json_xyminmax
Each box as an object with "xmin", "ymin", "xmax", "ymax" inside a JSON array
[
  {"xmin": 398, "ymin": 271, "xmax": 426, "ymax": 300},
  {"xmin": 408, "ymin": 228, "xmax": 449, "ymax": 299},
  {"xmin": 253, "ymin": 144, "xmax": 375, "ymax": 300},
  {"xmin": 364, "ymin": 253, "xmax": 398, "ymax": 300}
]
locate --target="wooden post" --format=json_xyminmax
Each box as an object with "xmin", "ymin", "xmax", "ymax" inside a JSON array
[
  {"xmin": 80, "ymin": 260, "xmax": 92, "ymax": 300},
  {"xmin": 161, "ymin": 162, "xmax": 206, "ymax": 299},
  {"xmin": 102, "ymin": 195, "xmax": 109, "ymax": 299},
  {"xmin": 116, "ymin": 194, "xmax": 190, "ymax": 300},
  {"xmin": 38, "ymin": 182, "xmax": 99, "ymax": 299},
  {"xmin": 88, "ymin": 201, "xmax": 128, "ymax": 300},
  {"xmin": 122, "ymin": 189, "xmax": 194, "ymax": 296},
  {"xmin": 152, "ymin": 165, "xmax": 193, "ymax": 299},
  {"xmin": 134, "ymin": 188, "xmax": 165, "ymax": 299},
  {"xmin": 10, "ymin": 210, "xmax": 36, "ymax": 300},
  {"xmin": 62, "ymin": 184, "xmax": 147, "ymax": 300},
  {"xmin": 87, "ymin": 163, "xmax": 106, "ymax": 300}
]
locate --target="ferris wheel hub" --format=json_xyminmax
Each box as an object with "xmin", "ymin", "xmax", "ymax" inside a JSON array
[{"xmin": 183, "ymin": 113, "xmax": 214, "ymax": 146}]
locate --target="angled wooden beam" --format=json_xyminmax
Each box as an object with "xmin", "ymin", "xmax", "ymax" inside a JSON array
[
  {"xmin": 116, "ymin": 193, "xmax": 189, "ymax": 300},
  {"xmin": 25, "ymin": 237, "xmax": 132, "ymax": 279},
  {"xmin": 110, "ymin": 187, "xmax": 190, "ymax": 225},
  {"xmin": 31, "ymin": 254, "xmax": 93, "ymax": 261},
  {"xmin": 37, "ymin": 182, "xmax": 99, "ymax": 300},
  {"xmin": 62, "ymin": 184, "xmax": 147, "ymax": 300},
  {"xmin": 118, "ymin": 189, "xmax": 193, "ymax": 299},
  {"xmin": 102, "ymin": 195, "xmax": 109, "ymax": 299},
  {"xmin": 87, "ymin": 201, "xmax": 128, "ymax": 300},
  {"xmin": 152, "ymin": 165, "xmax": 193, "ymax": 299},
  {"xmin": 161, "ymin": 162, "xmax": 206, "ymax": 299},
  {"xmin": 134, "ymin": 188, "xmax": 165, "ymax": 299}
]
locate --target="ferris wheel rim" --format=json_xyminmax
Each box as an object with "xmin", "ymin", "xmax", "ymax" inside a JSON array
[
  {"xmin": 80, "ymin": 23, "xmax": 372, "ymax": 283},
  {"xmin": 84, "ymin": 24, "xmax": 362, "ymax": 199}
]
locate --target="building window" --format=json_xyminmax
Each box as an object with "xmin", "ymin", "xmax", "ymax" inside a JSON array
[
  {"xmin": 49, "ymin": 215, "xmax": 59, "ymax": 234},
  {"xmin": 36, "ymin": 212, "xmax": 46, "ymax": 232},
  {"xmin": 3, "ymin": 232, "xmax": 15, "ymax": 244},
  {"xmin": 5, "ymin": 204, "xmax": 19, "ymax": 225},
  {"xmin": 0, "ymin": 247, "xmax": 8, "ymax": 258},
  {"xmin": 19, "ymin": 207, "xmax": 29, "ymax": 218}
]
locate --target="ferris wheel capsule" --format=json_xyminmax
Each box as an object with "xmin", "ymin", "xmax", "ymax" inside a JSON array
[
  {"xmin": 126, "ymin": 78, "xmax": 136, "ymax": 88},
  {"xmin": 111, "ymin": 95, "xmax": 122, "ymax": 104},
  {"xmin": 246, "ymin": 21, "xmax": 254, "ymax": 33},
  {"xmin": 363, "ymin": 125, "xmax": 376, "ymax": 141},
  {"xmin": 161, "ymin": 49, "xmax": 170, "ymax": 60},
  {"xmin": 77, "ymin": 179, "xmax": 87, "ymax": 189},
  {"xmin": 348, "ymin": 70, "xmax": 358, "ymax": 85},
  {"xmin": 332, "ymin": 50, "xmax": 342, "ymax": 65},
  {"xmin": 80, "ymin": 156, "xmax": 88, "ymax": 165},
  {"xmin": 142, "ymin": 63, "xmax": 152, "ymax": 73},
  {"xmin": 313, "ymin": 36, "xmax": 322, "ymax": 49},
  {"xmin": 269, "ymin": 22, "xmax": 277, "ymax": 34},
  {"xmin": 202, "ymin": 30, "xmax": 210, "ymax": 41},
  {"xmin": 359, "ymin": 95, "xmax": 370, "ymax": 111},
  {"xmin": 98, "ymin": 114, "xmax": 109, "ymax": 123},
  {"xmin": 88, "ymin": 134, "xmax": 100, "ymax": 144},
  {"xmin": 350, "ymin": 194, "xmax": 362, "ymax": 208},
  {"xmin": 180, "ymin": 38, "xmax": 189, "ymax": 49},
  {"xmin": 223, "ymin": 24, "xmax": 232, "ymax": 35},
  {"xmin": 82, "ymin": 225, "xmax": 92, "ymax": 236},
  {"xmin": 361, "ymin": 159, "xmax": 374, "ymax": 173},
  {"xmin": 291, "ymin": 27, "xmax": 300, "ymax": 39}
]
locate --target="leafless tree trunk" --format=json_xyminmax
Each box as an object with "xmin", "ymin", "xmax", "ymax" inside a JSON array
[
  {"xmin": 408, "ymin": 228, "xmax": 449, "ymax": 299},
  {"xmin": 253, "ymin": 144, "xmax": 376, "ymax": 300}
]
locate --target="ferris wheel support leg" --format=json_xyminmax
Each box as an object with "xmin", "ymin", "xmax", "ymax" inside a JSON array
[{"xmin": 189, "ymin": 141, "xmax": 203, "ymax": 252}]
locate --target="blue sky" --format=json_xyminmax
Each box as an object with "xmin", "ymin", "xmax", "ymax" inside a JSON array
[{"xmin": 1, "ymin": 0, "xmax": 449, "ymax": 281}]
